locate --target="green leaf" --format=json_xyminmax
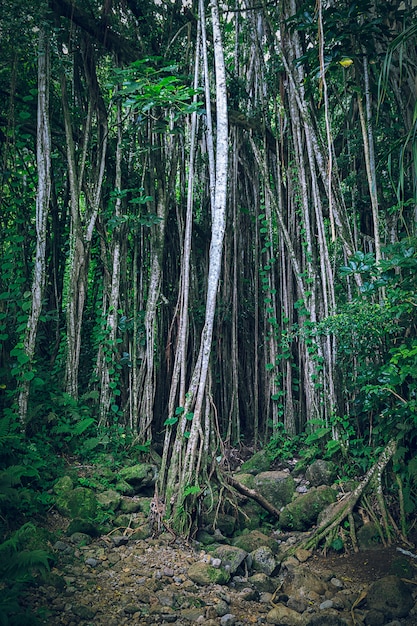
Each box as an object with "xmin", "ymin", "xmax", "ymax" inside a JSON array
[{"xmin": 164, "ymin": 416, "xmax": 178, "ymax": 426}]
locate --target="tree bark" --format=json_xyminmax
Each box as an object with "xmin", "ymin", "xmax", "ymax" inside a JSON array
[{"xmin": 18, "ymin": 30, "xmax": 51, "ymax": 425}]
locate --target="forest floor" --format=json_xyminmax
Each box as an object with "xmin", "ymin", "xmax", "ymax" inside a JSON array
[{"xmin": 22, "ymin": 507, "xmax": 417, "ymax": 626}]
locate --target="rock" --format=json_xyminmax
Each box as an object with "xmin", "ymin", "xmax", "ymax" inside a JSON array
[
  {"xmin": 53, "ymin": 475, "xmax": 73, "ymax": 494},
  {"xmin": 305, "ymin": 459, "xmax": 337, "ymax": 486},
  {"xmin": 117, "ymin": 463, "xmax": 158, "ymax": 491},
  {"xmin": 240, "ymin": 449, "xmax": 272, "ymax": 474},
  {"xmin": 279, "ymin": 486, "xmax": 337, "ymax": 531},
  {"xmin": 233, "ymin": 529, "xmax": 280, "ymax": 554},
  {"xmin": 280, "ymin": 566, "xmax": 328, "ymax": 598},
  {"xmin": 366, "ymin": 575, "xmax": 414, "ymax": 618},
  {"xmin": 357, "ymin": 522, "xmax": 382, "ymax": 550},
  {"xmin": 237, "ymin": 500, "xmax": 264, "ymax": 530},
  {"xmin": 66, "ymin": 518, "xmax": 100, "ymax": 536},
  {"xmin": 112, "ymin": 535, "xmax": 129, "ymax": 547},
  {"xmin": 248, "ymin": 572, "xmax": 276, "ymax": 593},
  {"xmin": 253, "ymin": 471, "xmax": 295, "ymax": 509},
  {"xmin": 119, "ymin": 496, "xmax": 142, "ymax": 513},
  {"xmin": 233, "ymin": 472, "xmax": 256, "ymax": 488},
  {"xmin": 212, "ymin": 545, "xmax": 248, "ymax": 574},
  {"xmin": 220, "ymin": 614, "xmax": 236, "ymax": 626},
  {"xmin": 250, "ymin": 546, "xmax": 280, "ymax": 576},
  {"xmin": 364, "ymin": 610, "xmax": 385, "ymax": 626},
  {"xmin": 266, "ymin": 603, "xmax": 305, "ymax": 625},
  {"xmin": 187, "ymin": 561, "xmax": 230, "ymax": 585},
  {"xmin": 55, "ymin": 485, "xmax": 98, "ymax": 520},
  {"xmin": 196, "ymin": 529, "xmax": 217, "ymax": 545},
  {"xmin": 96, "ymin": 489, "xmax": 121, "ymax": 511},
  {"xmin": 305, "ymin": 615, "xmax": 349, "ymax": 625},
  {"xmin": 68, "ymin": 531, "xmax": 91, "ymax": 545},
  {"xmin": 295, "ymin": 548, "xmax": 312, "ymax": 563},
  {"xmin": 203, "ymin": 512, "xmax": 236, "ymax": 537}
]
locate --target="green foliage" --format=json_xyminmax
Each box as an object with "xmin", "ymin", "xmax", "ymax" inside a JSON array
[
  {"xmin": 267, "ymin": 423, "xmax": 305, "ymax": 462},
  {"xmin": 320, "ymin": 240, "xmax": 417, "ymax": 510},
  {"xmin": 0, "ymin": 523, "xmax": 51, "ymax": 626},
  {"xmin": 0, "ymin": 416, "xmax": 53, "ymax": 624}
]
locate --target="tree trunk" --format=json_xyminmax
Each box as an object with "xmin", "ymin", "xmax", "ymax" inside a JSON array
[
  {"xmin": 163, "ymin": 0, "xmax": 229, "ymax": 534},
  {"xmin": 18, "ymin": 30, "xmax": 51, "ymax": 426}
]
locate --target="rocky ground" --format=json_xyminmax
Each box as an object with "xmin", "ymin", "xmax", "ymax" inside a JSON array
[
  {"xmin": 22, "ymin": 510, "xmax": 417, "ymax": 626},
  {"xmin": 19, "ymin": 451, "xmax": 417, "ymax": 626}
]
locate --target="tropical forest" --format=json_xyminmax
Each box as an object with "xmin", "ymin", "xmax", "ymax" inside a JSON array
[{"xmin": 1, "ymin": 0, "xmax": 417, "ymax": 624}]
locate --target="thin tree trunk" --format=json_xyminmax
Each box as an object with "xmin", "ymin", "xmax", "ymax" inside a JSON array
[
  {"xmin": 61, "ymin": 46, "xmax": 108, "ymax": 399},
  {"xmin": 163, "ymin": 0, "xmax": 229, "ymax": 533},
  {"xmin": 97, "ymin": 100, "xmax": 123, "ymax": 427},
  {"xmin": 18, "ymin": 30, "xmax": 51, "ymax": 425}
]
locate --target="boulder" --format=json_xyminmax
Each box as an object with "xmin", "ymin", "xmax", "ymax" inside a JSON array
[
  {"xmin": 55, "ymin": 485, "xmax": 98, "ymax": 520},
  {"xmin": 266, "ymin": 603, "xmax": 305, "ymax": 625},
  {"xmin": 233, "ymin": 530, "xmax": 280, "ymax": 554},
  {"xmin": 305, "ymin": 460, "xmax": 337, "ymax": 486},
  {"xmin": 356, "ymin": 522, "xmax": 382, "ymax": 550},
  {"xmin": 279, "ymin": 486, "xmax": 337, "ymax": 531},
  {"xmin": 203, "ymin": 512, "xmax": 236, "ymax": 537},
  {"xmin": 250, "ymin": 546, "xmax": 280, "ymax": 576},
  {"xmin": 240, "ymin": 449, "xmax": 272, "ymax": 474},
  {"xmin": 253, "ymin": 471, "xmax": 295, "ymax": 509},
  {"xmin": 212, "ymin": 545, "xmax": 248, "ymax": 574},
  {"xmin": 117, "ymin": 464, "xmax": 158, "ymax": 492},
  {"xmin": 366, "ymin": 575, "xmax": 414, "ymax": 619},
  {"xmin": 237, "ymin": 500, "xmax": 264, "ymax": 530},
  {"xmin": 248, "ymin": 572, "xmax": 276, "ymax": 593},
  {"xmin": 233, "ymin": 473, "xmax": 255, "ymax": 489},
  {"xmin": 280, "ymin": 566, "xmax": 328, "ymax": 598},
  {"xmin": 187, "ymin": 561, "xmax": 230, "ymax": 585},
  {"xmin": 97, "ymin": 489, "xmax": 121, "ymax": 511}
]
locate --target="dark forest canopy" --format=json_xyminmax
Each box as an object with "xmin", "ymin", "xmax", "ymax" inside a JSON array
[{"xmin": 0, "ymin": 0, "xmax": 417, "ymax": 537}]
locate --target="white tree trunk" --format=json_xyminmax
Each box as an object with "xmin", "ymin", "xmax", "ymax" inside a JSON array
[{"xmin": 18, "ymin": 30, "xmax": 51, "ymax": 425}]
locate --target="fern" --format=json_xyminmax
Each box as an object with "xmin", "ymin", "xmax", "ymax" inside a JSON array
[{"xmin": 0, "ymin": 523, "xmax": 51, "ymax": 625}]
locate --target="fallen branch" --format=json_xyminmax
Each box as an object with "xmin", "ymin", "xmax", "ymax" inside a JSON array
[{"xmin": 223, "ymin": 473, "xmax": 281, "ymax": 520}]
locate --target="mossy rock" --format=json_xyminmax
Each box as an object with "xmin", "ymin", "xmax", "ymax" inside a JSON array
[
  {"xmin": 187, "ymin": 561, "xmax": 230, "ymax": 586},
  {"xmin": 55, "ymin": 486, "xmax": 98, "ymax": 520},
  {"xmin": 279, "ymin": 485, "xmax": 337, "ymax": 531},
  {"xmin": 237, "ymin": 500, "xmax": 263, "ymax": 531},
  {"xmin": 211, "ymin": 544, "xmax": 248, "ymax": 574},
  {"xmin": 114, "ymin": 479, "xmax": 136, "ymax": 496},
  {"xmin": 96, "ymin": 489, "xmax": 122, "ymax": 511},
  {"xmin": 356, "ymin": 522, "xmax": 382, "ymax": 550},
  {"xmin": 196, "ymin": 530, "xmax": 218, "ymax": 546},
  {"xmin": 253, "ymin": 471, "xmax": 295, "ymax": 509},
  {"xmin": 305, "ymin": 459, "xmax": 337, "ymax": 486},
  {"xmin": 203, "ymin": 512, "xmax": 236, "ymax": 537},
  {"xmin": 233, "ymin": 473, "xmax": 255, "ymax": 489},
  {"xmin": 233, "ymin": 530, "xmax": 280, "ymax": 554},
  {"xmin": 53, "ymin": 475, "xmax": 74, "ymax": 495},
  {"xmin": 66, "ymin": 518, "xmax": 101, "ymax": 537},
  {"xmin": 240, "ymin": 450, "xmax": 272, "ymax": 475},
  {"xmin": 117, "ymin": 464, "xmax": 158, "ymax": 491}
]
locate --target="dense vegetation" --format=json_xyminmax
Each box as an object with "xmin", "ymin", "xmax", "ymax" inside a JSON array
[{"xmin": 0, "ymin": 0, "xmax": 417, "ymax": 620}]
